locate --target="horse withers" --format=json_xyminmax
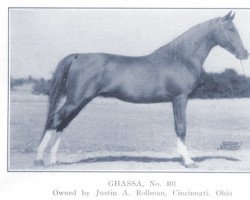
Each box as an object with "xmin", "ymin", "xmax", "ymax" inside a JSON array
[{"xmin": 34, "ymin": 11, "xmax": 248, "ymax": 168}]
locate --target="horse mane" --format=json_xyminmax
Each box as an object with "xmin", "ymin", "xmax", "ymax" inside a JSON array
[{"xmin": 151, "ymin": 18, "xmax": 218, "ymax": 61}]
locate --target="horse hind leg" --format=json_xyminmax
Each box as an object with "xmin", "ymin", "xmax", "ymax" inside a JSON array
[
  {"xmin": 44, "ymin": 96, "xmax": 95, "ymax": 166},
  {"xmin": 34, "ymin": 129, "xmax": 62, "ymax": 166},
  {"xmin": 34, "ymin": 103, "xmax": 77, "ymax": 166},
  {"xmin": 50, "ymin": 134, "xmax": 61, "ymax": 165},
  {"xmin": 35, "ymin": 72, "xmax": 100, "ymax": 166},
  {"xmin": 34, "ymin": 130, "xmax": 53, "ymax": 166},
  {"xmin": 43, "ymin": 103, "xmax": 80, "ymax": 166}
]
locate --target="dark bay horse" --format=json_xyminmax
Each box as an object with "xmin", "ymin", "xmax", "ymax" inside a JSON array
[{"xmin": 34, "ymin": 11, "xmax": 248, "ymax": 168}]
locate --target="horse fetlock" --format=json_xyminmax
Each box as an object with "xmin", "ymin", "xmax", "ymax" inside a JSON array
[
  {"xmin": 177, "ymin": 138, "xmax": 194, "ymax": 166},
  {"xmin": 180, "ymin": 155, "xmax": 196, "ymax": 167},
  {"xmin": 49, "ymin": 153, "xmax": 59, "ymax": 165},
  {"xmin": 185, "ymin": 162, "xmax": 198, "ymax": 168},
  {"xmin": 175, "ymin": 125, "xmax": 186, "ymax": 136},
  {"xmin": 49, "ymin": 161, "xmax": 60, "ymax": 167}
]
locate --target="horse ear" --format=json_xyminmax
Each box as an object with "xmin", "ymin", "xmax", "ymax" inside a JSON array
[
  {"xmin": 221, "ymin": 11, "xmax": 232, "ymax": 22},
  {"xmin": 229, "ymin": 12, "xmax": 235, "ymax": 21}
]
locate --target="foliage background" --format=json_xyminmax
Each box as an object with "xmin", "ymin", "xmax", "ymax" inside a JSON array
[{"xmin": 10, "ymin": 69, "xmax": 250, "ymax": 99}]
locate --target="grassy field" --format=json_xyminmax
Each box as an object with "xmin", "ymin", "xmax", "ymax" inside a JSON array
[{"xmin": 9, "ymin": 90, "xmax": 250, "ymax": 171}]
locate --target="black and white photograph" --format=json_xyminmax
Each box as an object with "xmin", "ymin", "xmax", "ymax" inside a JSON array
[{"xmin": 8, "ymin": 8, "xmax": 250, "ymax": 172}]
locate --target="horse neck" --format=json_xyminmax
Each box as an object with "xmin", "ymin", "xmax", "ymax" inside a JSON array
[{"xmin": 152, "ymin": 20, "xmax": 217, "ymax": 70}]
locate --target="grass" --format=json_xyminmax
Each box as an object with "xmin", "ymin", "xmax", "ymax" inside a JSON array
[{"xmin": 9, "ymin": 91, "xmax": 250, "ymax": 170}]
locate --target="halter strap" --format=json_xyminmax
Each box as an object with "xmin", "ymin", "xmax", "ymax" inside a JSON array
[{"xmin": 240, "ymin": 60, "xmax": 246, "ymax": 75}]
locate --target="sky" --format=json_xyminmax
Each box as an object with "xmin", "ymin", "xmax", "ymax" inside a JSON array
[{"xmin": 9, "ymin": 8, "xmax": 250, "ymax": 79}]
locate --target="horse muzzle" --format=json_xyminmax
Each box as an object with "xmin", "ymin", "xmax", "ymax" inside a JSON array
[{"xmin": 235, "ymin": 49, "xmax": 249, "ymax": 60}]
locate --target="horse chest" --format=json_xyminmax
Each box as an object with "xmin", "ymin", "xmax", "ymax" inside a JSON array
[{"xmin": 158, "ymin": 65, "xmax": 197, "ymax": 96}]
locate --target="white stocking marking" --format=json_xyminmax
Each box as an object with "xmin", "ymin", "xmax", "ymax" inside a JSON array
[
  {"xmin": 177, "ymin": 138, "xmax": 194, "ymax": 165},
  {"xmin": 50, "ymin": 137, "xmax": 61, "ymax": 164},
  {"xmin": 37, "ymin": 130, "xmax": 54, "ymax": 160}
]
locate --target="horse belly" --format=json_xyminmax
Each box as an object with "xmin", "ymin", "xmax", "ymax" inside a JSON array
[{"xmin": 101, "ymin": 68, "xmax": 171, "ymax": 103}]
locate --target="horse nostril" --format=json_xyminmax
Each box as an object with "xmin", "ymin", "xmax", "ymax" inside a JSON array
[{"xmin": 235, "ymin": 50, "xmax": 240, "ymax": 55}]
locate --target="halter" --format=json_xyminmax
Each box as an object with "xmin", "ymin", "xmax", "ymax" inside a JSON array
[{"xmin": 222, "ymin": 27, "xmax": 246, "ymax": 76}]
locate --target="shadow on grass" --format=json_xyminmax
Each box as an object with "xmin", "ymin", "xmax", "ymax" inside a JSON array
[{"xmin": 59, "ymin": 155, "xmax": 240, "ymax": 165}]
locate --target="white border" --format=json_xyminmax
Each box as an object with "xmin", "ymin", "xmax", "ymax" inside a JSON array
[{"xmin": 2, "ymin": 1, "xmax": 250, "ymax": 200}]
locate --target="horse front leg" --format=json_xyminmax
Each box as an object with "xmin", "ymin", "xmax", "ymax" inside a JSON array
[{"xmin": 172, "ymin": 94, "xmax": 197, "ymax": 168}]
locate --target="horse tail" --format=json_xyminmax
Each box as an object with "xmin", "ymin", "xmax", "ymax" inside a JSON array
[{"xmin": 39, "ymin": 54, "xmax": 78, "ymax": 143}]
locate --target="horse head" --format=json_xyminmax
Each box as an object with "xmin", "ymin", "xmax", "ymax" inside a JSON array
[{"xmin": 214, "ymin": 11, "xmax": 248, "ymax": 60}]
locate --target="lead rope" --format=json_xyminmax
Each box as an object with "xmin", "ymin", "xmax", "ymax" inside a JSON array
[{"xmin": 240, "ymin": 60, "xmax": 246, "ymax": 75}]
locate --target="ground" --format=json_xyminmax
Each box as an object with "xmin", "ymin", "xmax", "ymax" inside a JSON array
[{"xmin": 9, "ymin": 90, "xmax": 250, "ymax": 171}]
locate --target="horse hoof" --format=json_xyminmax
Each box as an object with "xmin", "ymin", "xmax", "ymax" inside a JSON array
[
  {"xmin": 185, "ymin": 163, "xmax": 198, "ymax": 168},
  {"xmin": 34, "ymin": 159, "xmax": 45, "ymax": 166}
]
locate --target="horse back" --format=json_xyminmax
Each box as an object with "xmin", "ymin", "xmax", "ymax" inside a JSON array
[{"xmin": 67, "ymin": 53, "xmax": 197, "ymax": 103}]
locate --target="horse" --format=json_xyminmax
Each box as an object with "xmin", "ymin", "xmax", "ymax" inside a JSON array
[{"xmin": 34, "ymin": 11, "xmax": 248, "ymax": 168}]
